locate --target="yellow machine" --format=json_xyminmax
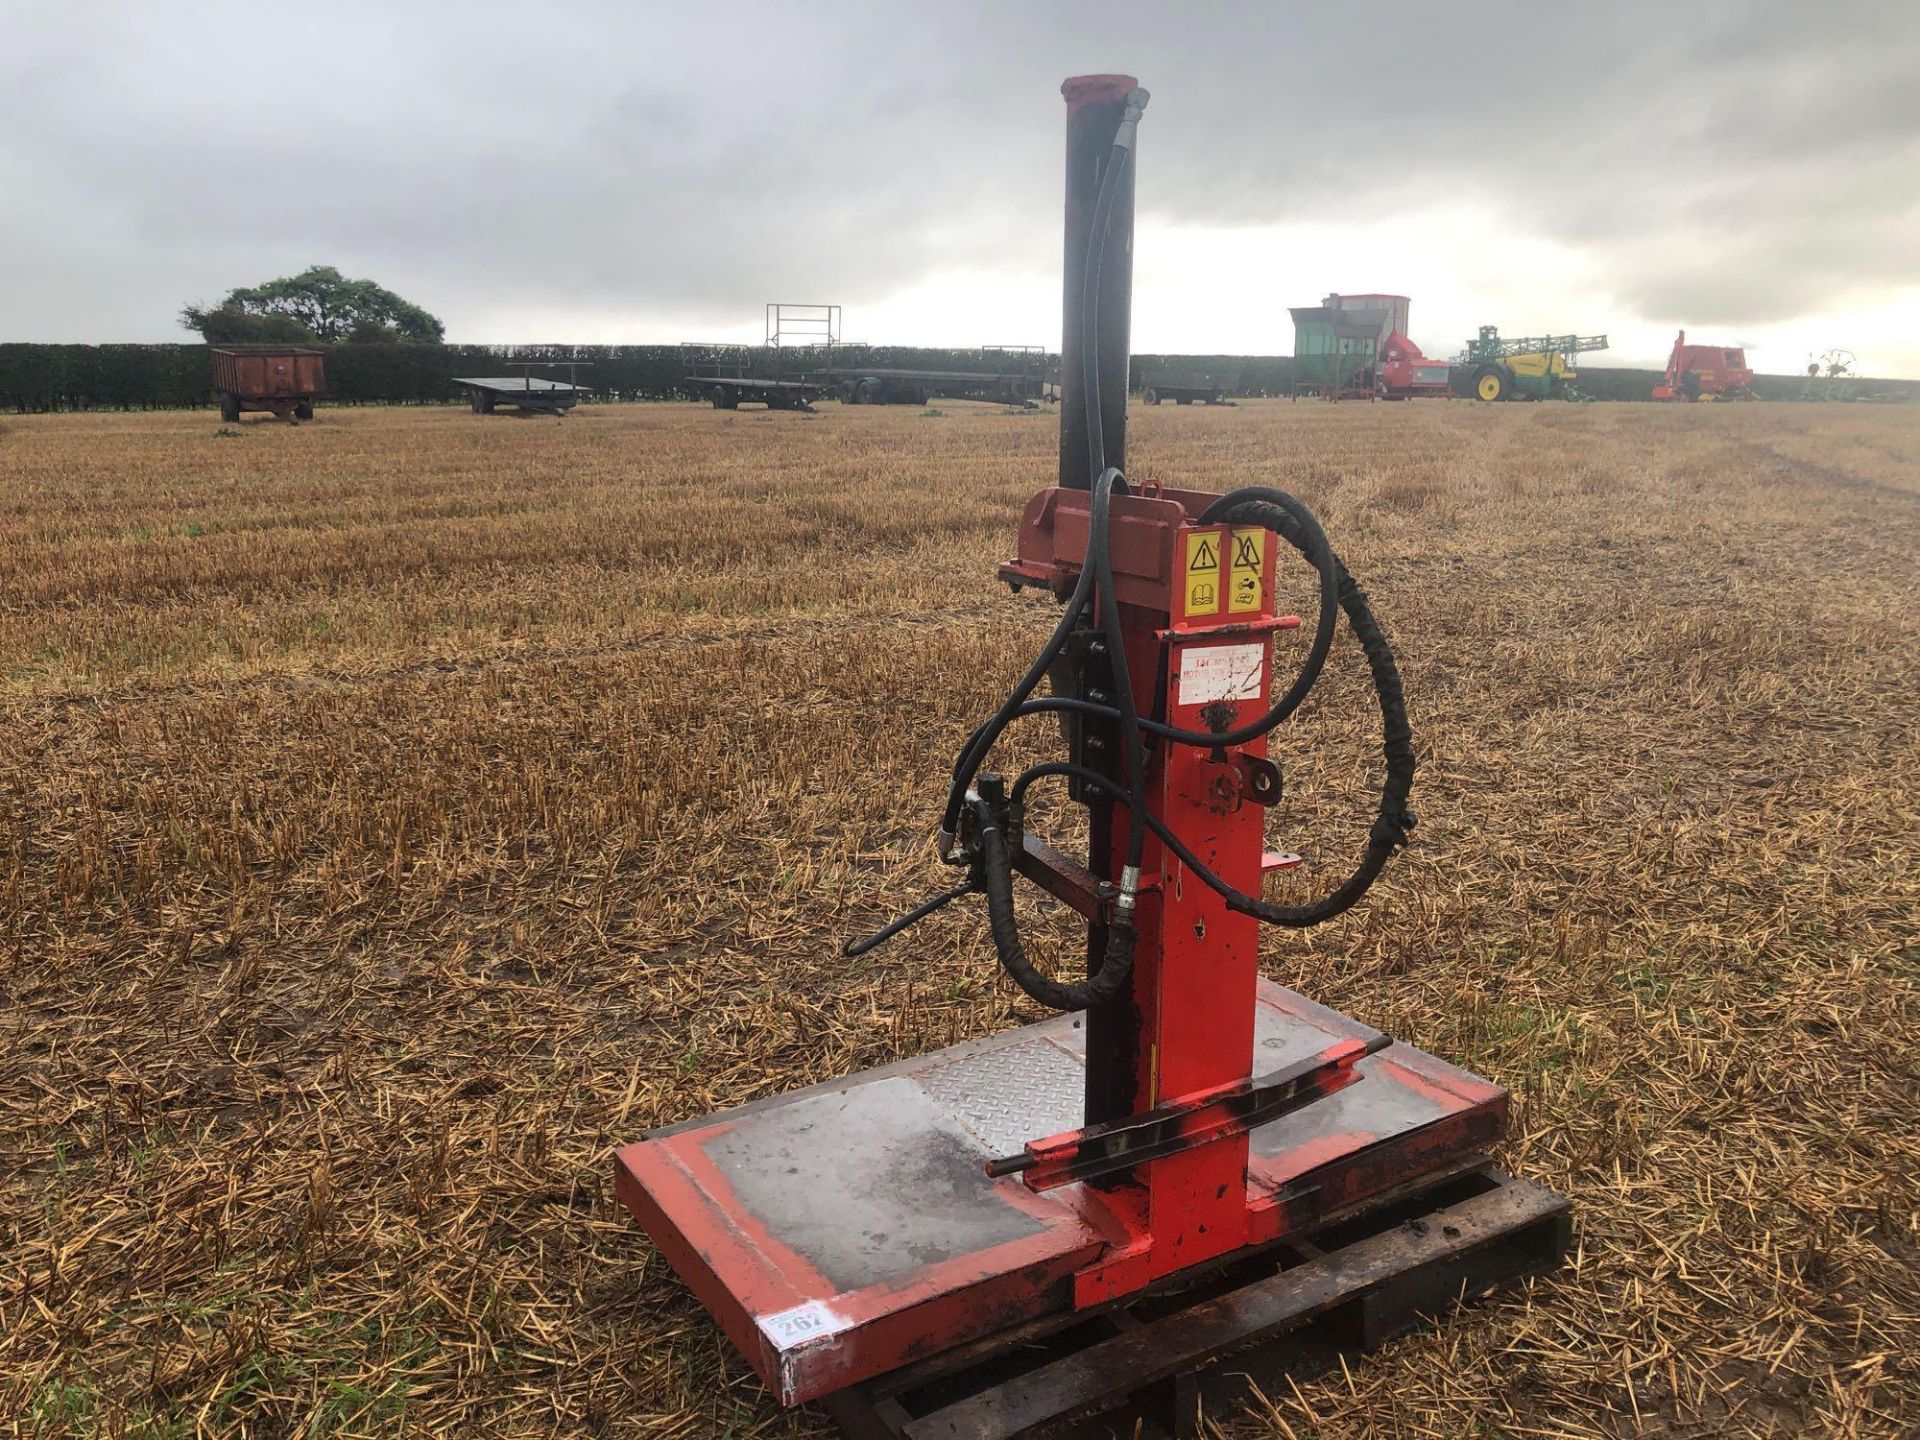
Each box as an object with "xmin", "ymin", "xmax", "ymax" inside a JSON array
[{"xmin": 1457, "ymin": 327, "xmax": 1608, "ymax": 401}]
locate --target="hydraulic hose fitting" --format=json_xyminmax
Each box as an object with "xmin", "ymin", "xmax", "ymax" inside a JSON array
[
  {"xmin": 1112, "ymin": 87, "xmax": 1150, "ymax": 151},
  {"xmin": 957, "ymin": 775, "xmax": 1020, "ymax": 863},
  {"xmin": 976, "ymin": 773, "xmax": 1021, "ymax": 853}
]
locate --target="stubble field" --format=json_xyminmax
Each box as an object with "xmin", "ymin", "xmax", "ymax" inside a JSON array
[{"xmin": 2, "ymin": 397, "xmax": 1917, "ymax": 1438}]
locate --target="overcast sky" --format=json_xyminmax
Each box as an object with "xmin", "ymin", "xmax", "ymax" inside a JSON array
[{"xmin": 4, "ymin": 2, "xmax": 1918, "ymax": 374}]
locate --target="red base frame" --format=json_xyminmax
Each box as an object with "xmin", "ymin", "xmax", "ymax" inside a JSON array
[{"xmin": 615, "ymin": 980, "xmax": 1504, "ymax": 1406}]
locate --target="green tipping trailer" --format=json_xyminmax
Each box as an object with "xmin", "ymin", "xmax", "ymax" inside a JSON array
[{"xmin": 1288, "ymin": 297, "xmax": 1400, "ymax": 398}]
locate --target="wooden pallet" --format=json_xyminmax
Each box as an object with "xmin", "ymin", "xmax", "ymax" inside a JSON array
[{"xmin": 821, "ymin": 1164, "xmax": 1570, "ymax": 1439}]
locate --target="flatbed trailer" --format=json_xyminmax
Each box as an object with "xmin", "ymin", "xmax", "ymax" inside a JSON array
[
  {"xmin": 821, "ymin": 366, "xmax": 1046, "ymax": 407},
  {"xmin": 1141, "ymin": 372, "xmax": 1234, "ymax": 406},
  {"xmin": 454, "ymin": 376, "xmax": 589, "ymax": 415},
  {"xmin": 696, "ymin": 375, "xmax": 829, "ymax": 411}
]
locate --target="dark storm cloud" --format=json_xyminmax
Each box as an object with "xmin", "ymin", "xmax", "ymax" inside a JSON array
[{"xmin": 1, "ymin": 1, "xmax": 1914, "ymax": 343}]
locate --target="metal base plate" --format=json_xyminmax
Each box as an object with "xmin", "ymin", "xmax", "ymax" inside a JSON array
[{"xmin": 614, "ymin": 980, "xmax": 1505, "ymax": 1406}]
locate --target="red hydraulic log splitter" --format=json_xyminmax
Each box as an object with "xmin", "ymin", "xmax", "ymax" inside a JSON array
[{"xmin": 616, "ymin": 75, "xmax": 1565, "ymax": 1430}]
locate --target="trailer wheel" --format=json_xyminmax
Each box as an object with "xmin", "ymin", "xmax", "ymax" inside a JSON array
[
  {"xmin": 1143, "ymin": 387, "xmax": 1160, "ymax": 405},
  {"xmin": 1176, "ymin": 395, "xmax": 1191, "ymax": 405},
  {"xmin": 855, "ymin": 379, "xmax": 877, "ymax": 405},
  {"xmin": 709, "ymin": 386, "xmax": 735, "ymax": 410},
  {"xmin": 219, "ymin": 392, "xmax": 240, "ymax": 423},
  {"xmin": 294, "ymin": 401, "xmax": 314, "ymax": 421},
  {"xmin": 1474, "ymin": 367, "xmax": 1506, "ymax": 402}
]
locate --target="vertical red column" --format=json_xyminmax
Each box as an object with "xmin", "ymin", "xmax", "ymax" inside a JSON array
[
  {"xmin": 1144, "ymin": 524, "xmax": 1277, "ymax": 1275},
  {"xmin": 1073, "ymin": 518, "xmax": 1282, "ymax": 1304}
]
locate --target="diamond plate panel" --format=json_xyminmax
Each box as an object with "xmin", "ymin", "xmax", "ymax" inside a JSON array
[{"xmin": 916, "ymin": 1035, "xmax": 1086, "ymax": 1155}]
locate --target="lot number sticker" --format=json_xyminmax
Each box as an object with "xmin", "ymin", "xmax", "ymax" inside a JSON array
[
  {"xmin": 759, "ymin": 1300, "xmax": 846, "ymax": 1351},
  {"xmin": 1179, "ymin": 643, "xmax": 1265, "ymax": 705}
]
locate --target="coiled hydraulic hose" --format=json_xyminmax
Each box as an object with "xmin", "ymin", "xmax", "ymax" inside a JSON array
[
  {"xmin": 998, "ymin": 485, "xmax": 1416, "ymax": 927},
  {"xmin": 1190, "ymin": 488, "xmax": 1415, "ymax": 922},
  {"xmin": 967, "ymin": 499, "xmax": 1411, "ymax": 998},
  {"xmin": 971, "ymin": 790, "xmax": 1135, "ymax": 1010}
]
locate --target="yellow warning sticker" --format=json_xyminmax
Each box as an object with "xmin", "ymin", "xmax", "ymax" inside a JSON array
[
  {"xmin": 1184, "ymin": 532, "xmax": 1221, "ymax": 616},
  {"xmin": 1228, "ymin": 527, "xmax": 1265, "ymax": 613}
]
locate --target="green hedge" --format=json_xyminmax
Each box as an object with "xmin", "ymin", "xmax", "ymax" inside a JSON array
[
  {"xmin": 1, "ymin": 342, "xmax": 1073, "ymax": 410},
  {"xmin": 0, "ymin": 343, "xmax": 701, "ymax": 411},
  {"xmin": 2, "ymin": 342, "xmax": 1911, "ymax": 411},
  {"xmin": 0, "ymin": 345, "xmax": 214, "ymax": 411},
  {"xmin": 0, "ymin": 343, "xmax": 1276, "ymax": 411}
]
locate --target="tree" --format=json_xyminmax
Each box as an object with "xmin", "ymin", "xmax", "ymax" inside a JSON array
[
  {"xmin": 181, "ymin": 305, "xmax": 322, "ymax": 345},
  {"xmin": 181, "ymin": 265, "xmax": 444, "ymax": 344}
]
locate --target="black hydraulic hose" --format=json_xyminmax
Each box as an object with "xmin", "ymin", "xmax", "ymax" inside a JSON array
[
  {"xmin": 963, "ymin": 466, "xmax": 1144, "ymax": 1003},
  {"xmin": 1089, "ymin": 464, "xmax": 1147, "ymax": 885},
  {"xmin": 1014, "ymin": 479, "xmax": 1420, "ymax": 929},
  {"xmin": 962, "ymin": 475, "xmax": 1411, "ymax": 955},
  {"xmin": 1073, "ymin": 98, "xmax": 1150, "ymax": 905},
  {"xmin": 1080, "ymin": 139, "xmax": 1130, "ymax": 482},
  {"xmin": 972, "ymin": 796, "xmax": 1136, "ymax": 1009},
  {"xmin": 935, "ymin": 458, "xmax": 1120, "ymax": 849},
  {"xmin": 1198, "ymin": 488, "xmax": 1415, "ymax": 921},
  {"xmin": 938, "ymin": 555, "xmax": 1093, "ymax": 846},
  {"xmin": 1196, "ymin": 487, "xmax": 1339, "ymax": 740}
]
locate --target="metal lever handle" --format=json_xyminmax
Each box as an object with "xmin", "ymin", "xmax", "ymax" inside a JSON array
[{"xmin": 841, "ymin": 878, "xmax": 979, "ymax": 959}]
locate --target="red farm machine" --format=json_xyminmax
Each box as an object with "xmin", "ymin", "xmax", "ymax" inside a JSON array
[
  {"xmin": 1379, "ymin": 328, "xmax": 1453, "ymax": 398},
  {"xmin": 614, "ymin": 76, "xmax": 1570, "ymax": 1435},
  {"xmin": 1652, "ymin": 330, "xmax": 1757, "ymax": 401}
]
